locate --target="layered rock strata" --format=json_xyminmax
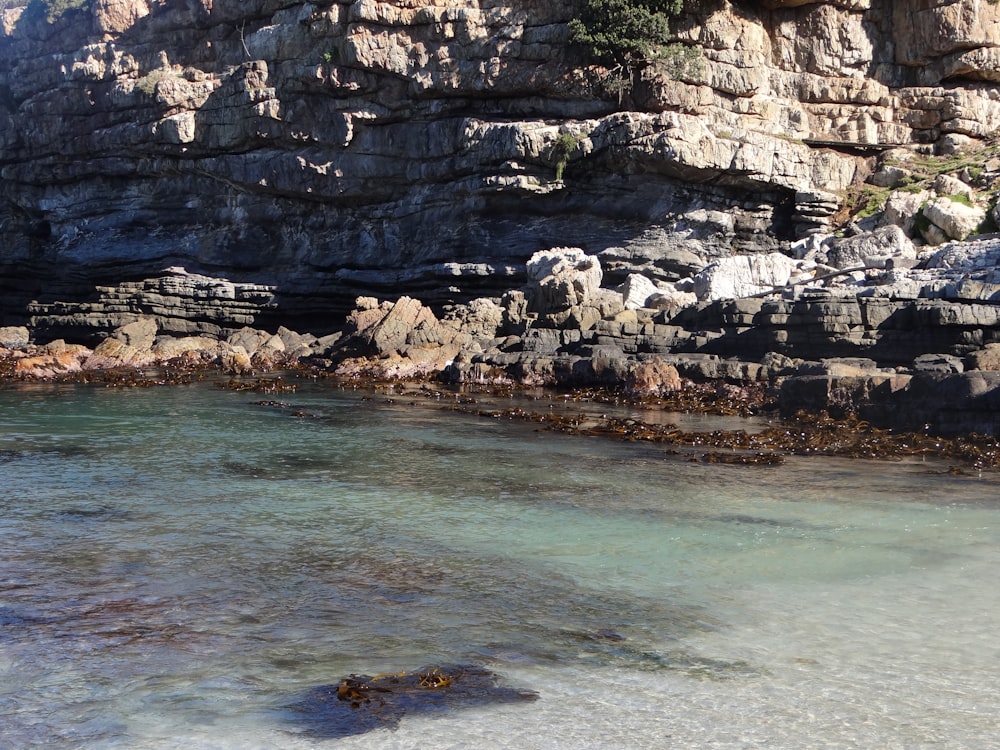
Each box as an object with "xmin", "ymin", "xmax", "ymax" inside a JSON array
[{"xmin": 4, "ymin": 0, "xmax": 1000, "ymax": 333}]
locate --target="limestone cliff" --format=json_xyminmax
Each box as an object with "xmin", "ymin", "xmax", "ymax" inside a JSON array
[{"xmin": 2, "ymin": 0, "xmax": 1000, "ymax": 338}]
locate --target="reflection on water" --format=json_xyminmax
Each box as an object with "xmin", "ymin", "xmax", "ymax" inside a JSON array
[{"xmin": 0, "ymin": 381, "xmax": 998, "ymax": 748}]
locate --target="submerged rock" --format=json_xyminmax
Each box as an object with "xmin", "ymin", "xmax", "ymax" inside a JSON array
[{"xmin": 288, "ymin": 665, "xmax": 538, "ymax": 739}]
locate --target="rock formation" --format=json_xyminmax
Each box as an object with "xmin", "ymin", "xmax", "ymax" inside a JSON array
[
  {"xmin": 3, "ymin": 0, "xmax": 1000, "ymax": 336},
  {"xmin": 5, "ymin": 0, "xmax": 1000, "ymax": 434}
]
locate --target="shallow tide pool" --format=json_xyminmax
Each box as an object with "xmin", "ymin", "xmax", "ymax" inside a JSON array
[{"xmin": 1, "ymin": 381, "xmax": 998, "ymax": 748}]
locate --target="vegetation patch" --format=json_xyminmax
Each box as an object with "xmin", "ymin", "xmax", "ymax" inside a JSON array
[
  {"xmin": 135, "ymin": 69, "xmax": 174, "ymax": 97},
  {"xmin": 853, "ymin": 185, "xmax": 893, "ymax": 220},
  {"xmin": 551, "ymin": 131, "xmax": 584, "ymax": 181},
  {"xmin": 19, "ymin": 0, "xmax": 91, "ymax": 24},
  {"xmin": 569, "ymin": 0, "xmax": 699, "ymax": 98},
  {"xmin": 845, "ymin": 139, "xmax": 1000, "ymax": 225},
  {"xmin": 569, "ymin": 0, "xmax": 683, "ymax": 68}
]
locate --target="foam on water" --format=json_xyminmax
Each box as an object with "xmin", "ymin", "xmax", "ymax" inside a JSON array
[{"xmin": 1, "ymin": 382, "xmax": 998, "ymax": 748}]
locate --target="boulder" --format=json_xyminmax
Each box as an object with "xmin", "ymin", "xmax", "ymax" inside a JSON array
[
  {"xmin": 333, "ymin": 295, "xmax": 476, "ymax": 378},
  {"xmin": 966, "ymin": 343, "xmax": 1000, "ymax": 371},
  {"xmin": 888, "ymin": 371, "xmax": 1000, "ymax": 435},
  {"xmin": 881, "ymin": 189, "xmax": 932, "ymax": 237},
  {"xmin": 522, "ymin": 248, "xmax": 625, "ymax": 329},
  {"xmin": 110, "ymin": 318, "xmax": 158, "ymax": 350},
  {"xmin": 86, "ymin": 318, "xmax": 160, "ymax": 367},
  {"xmin": 367, "ymin": 296, "xmax": 431, "ymax": 353},
  {"xmin": 252, "ymin": 334, "xmax": 288, "ymax": 368},
  {"xmin": 0, "ymin": 326, "xmax": 29, "ymax": 349},
  {"xmin": 89, "ymin": 337, "xmax": 155, "ymax": 367},
  {"xmin": 625, "ymin": 358, "xmax": 683, "ymax": 397},
  {"xmin": 566, "ymin": 288, "xmax": 625, "ymax": 331},
  {"xmin": 693, "ymin": 253, "xmax": 797, "ymax": 301},
  {"xmin": 598, "ymin": 242, "xmax": 707, "ymax": 285},
  {"xmin": 778, "ymin": 373, "xmax": 911, "ymax": 419},
  {"xmin": 870, "ymin": 164, "xmax": 914, "ymax": 189},
  {"xmin": 13, "ymin": 345, "xmax": 91, "ymax": 378},
  {"xmin": 500, "ymin": 290, "xmax": 530, "ymax": 331},
  {"xmin": 646, "ymin": 287, "xmax": 698, "ymax": 313},
  {"xmin": 913, "ymin": 353, "xmax": 965, "ymax": 374},
  {"xmin": 823, "ymin": 225, "xmax": 916, "ymax": 270},
  {"xmin": 151, "ymin": 336, "xmax": 222, "ymax": 360},
  {"xmin": 526, "ymin": 248, "xmax": 605, "ymax": 317},
  {"xmin": 227, "ymin": 327, "xmax": 273, "ymax": 357},
  {"xmin": 277, "ymin": 326, "xmax": 316, "ymax": 358},
  {"xmin": 617, "ymin": 274, "xmax": 660, "ymax": 310},
  {"xmin": 921, "ymin": 197, "xmax": 987, "ymax": 242},
  {"xmin": 932, "ymin": 174, "xmax": 975, "ymax": 200},
  {"xmin": 220, "ymin": 344, "xmax": 253, "ymax": 374},
  {"xmin": 441, "ymin": 297, "xmax": 504, "ymax": 342}
]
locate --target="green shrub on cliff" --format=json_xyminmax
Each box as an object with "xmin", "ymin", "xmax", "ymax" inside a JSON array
[
  {"xmin": 551, "ymin": 132, "xmax": 584, "ymax": 181},
  {"xmin": 569, "ymin": 0, "xmax": 699, "ymax": 101},
  {"xmin": 569, "ymin": 0, "xmax": 685, "ymax": 68},
  {"xmin": 20, "ymin": 0, "xmax": 90, "ymax": 24}
]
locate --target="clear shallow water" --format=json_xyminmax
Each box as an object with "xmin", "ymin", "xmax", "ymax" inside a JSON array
[{"xmin": 1, "ymin": 381, "xmax": 998, "ymax": 749}]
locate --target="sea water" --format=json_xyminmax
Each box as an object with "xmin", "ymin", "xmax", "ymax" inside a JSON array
[{"xmin": 1, "ymin": 381, "xmax": 998, "ymax": 749}]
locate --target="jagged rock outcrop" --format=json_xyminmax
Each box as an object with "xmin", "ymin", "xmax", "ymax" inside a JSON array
[
  {"xmin": 820, "ymin": 225, "xmax": 916, "ymax": 270},
  {"xmin": 4, "ymin": 0, "xmax": 1000, "ymax": 336},
  {"xmin": 330, "ymin": 295, "xmax": 478, "ymax": 379}
]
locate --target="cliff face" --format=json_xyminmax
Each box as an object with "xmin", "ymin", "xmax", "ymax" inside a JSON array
[{"xmin": 2, "ymin": 0, "xmax": 1000, "ymax": 338}]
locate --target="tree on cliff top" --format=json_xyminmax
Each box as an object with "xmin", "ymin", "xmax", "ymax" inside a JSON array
[
  {"xmin": 17, "ymin": 0, "xmax": 91, "ymax": 25},
  {"xmin": 569, "ymin": 0, "xmax": 684, "ymax": 69},
  {"xmin": 569, "ymin": 0, "xmax": 699, "ymax": 100}
]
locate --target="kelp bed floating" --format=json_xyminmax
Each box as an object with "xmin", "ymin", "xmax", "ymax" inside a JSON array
[
  {"xmin": 457, "ymin": 406, "xmax": 1000, "ymax": 470},
  {"xmin": 5, "ymin": 364, "xmax": 999, "ymax": 470},
  {"xmin": 377, "ymin": 382, "xmax": 999, "ymax": 470},
  {"xmin": 247, "ymin": 376, "xmax": 1000, "ymax": 471}
]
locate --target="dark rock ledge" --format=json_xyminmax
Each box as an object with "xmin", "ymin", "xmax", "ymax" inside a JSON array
[{"xmin": 4, "ymin": 247, "xmax": 1000, "ymax": 461}]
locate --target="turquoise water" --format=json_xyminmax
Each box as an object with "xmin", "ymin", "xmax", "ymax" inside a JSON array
[{"xmin": 1, "ymin": 381, "xmax": 998, "ymax": 748}]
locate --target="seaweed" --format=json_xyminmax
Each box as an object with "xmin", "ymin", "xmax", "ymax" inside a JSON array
[{"xmin": 288, "ymin": 665, "xmax": 538, "ymax": 739}]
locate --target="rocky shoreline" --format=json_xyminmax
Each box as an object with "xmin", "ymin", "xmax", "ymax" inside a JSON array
[
  {"xmin": 4, "ymin": 240, "xmax": 1000, "ymax": 469},
  {"xmin": 4, "ymin": 0, "xmax": 1000, "ymax": 459}
]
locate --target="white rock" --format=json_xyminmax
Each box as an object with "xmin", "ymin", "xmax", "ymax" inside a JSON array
[
  {"xmin": 882, "ymin": 189, "xmax": 932, "ymax": 236},
  {"xmin": 824, "ymin": 225, "xmax": 916, "ymax": 269},
  {"xmin": 922, "ymin": 196, "xmax": 986, "ymax": 242},
  {"xmin": 932, "ymin": 174, "xmax": 974, "ymax": 200},
  {"xmin": 617, "ymin": 274, "xmax": 660, "ymax": 310},
  {"xmin": 526, "ymin": 247, "xmax": 603, "ymax": 313},
  {"xmin": 0, "ymin": 325, "xmax": 30, "ymax": 349},
  {"xmin": 646, "ymin": 288, "xmax": 698, "ymax": 312},
  {"xmin": 693, "ymin": 252, "xmax": 797, "ymax": 301}
]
